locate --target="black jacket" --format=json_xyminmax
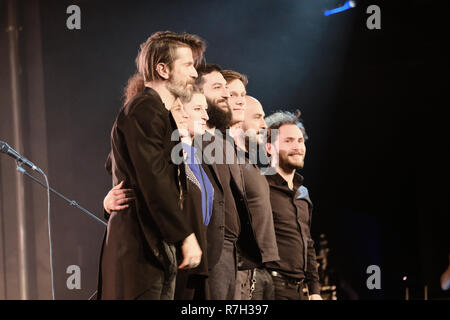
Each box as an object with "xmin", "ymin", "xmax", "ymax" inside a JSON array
[
  {"xmin": 98, "ymin": 87, "xmax": 191, "ymax": 299},
  {"xmin": 198, "ymin": 130, "xmax": 261, "ymax": 270}
]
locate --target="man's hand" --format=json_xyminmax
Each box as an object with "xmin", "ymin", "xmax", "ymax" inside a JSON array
[
  {"xmin": 309, "ymin": 294, "xmax": 323, "ymax": 300},
  {"xmin": 178, "ymin": 233, "xmax": 202, "ymax": 270},
  {"xmin": 103, "ymin": 180, "xmax": 136, "ymax": 214}
]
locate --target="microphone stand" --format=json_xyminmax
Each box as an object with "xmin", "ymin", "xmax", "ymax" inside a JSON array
[
  {"xmin": 15, "ymin": 163, "xmax": 105, "ymax": 300},
  {"xmin": 16, "ymin": 164, "xmax": 107, "ymax": 226}
]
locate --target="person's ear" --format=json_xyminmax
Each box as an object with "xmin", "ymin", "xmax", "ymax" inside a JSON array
[{"xmin": 156, "ymin": 63, "xmax": 170, "ymax": 80}]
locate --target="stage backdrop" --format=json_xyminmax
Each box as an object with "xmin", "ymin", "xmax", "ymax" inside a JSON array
[{"xmin": 0, "ymin": 0, "xmax": 448, "ymax": 299}]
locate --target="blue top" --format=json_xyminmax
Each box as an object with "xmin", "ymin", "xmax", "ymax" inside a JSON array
[{"xmin": 182, "ymin": 143, "xmax": 214, "ymax": 226}]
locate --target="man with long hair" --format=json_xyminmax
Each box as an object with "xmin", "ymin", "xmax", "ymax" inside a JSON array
[{"xmin": 98, "ymin": 31, "xmax": 206, "ymax": 300}]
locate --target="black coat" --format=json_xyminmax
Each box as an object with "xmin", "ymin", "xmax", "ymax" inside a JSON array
[
  {"xmin": 197, "ymin": 131, "xmax": 261, "ymax": 270},
  {"xmin": 174, "ymin": 163, "xmax": 210, "ymax": 299},
  {"xmin": 98, "ymin": 87, "xmax": 192, "ymax": 299}
]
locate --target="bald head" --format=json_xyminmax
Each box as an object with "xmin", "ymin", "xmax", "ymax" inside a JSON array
[
  {"xmin": 245, "ymin": 96, "xmax": 261, "ymax": 109},
  {"xmin": 245, "ymin": 95, "xmax": 266, "ymax": 125},
  {"xmin": 243, "ymin": 95, "xmax": 267, "ymax": 144}
]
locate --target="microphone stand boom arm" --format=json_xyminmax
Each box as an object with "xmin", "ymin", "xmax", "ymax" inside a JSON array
[{"xmin": 16, "ymin": 165, "xmax": 107, "ymax": 227}]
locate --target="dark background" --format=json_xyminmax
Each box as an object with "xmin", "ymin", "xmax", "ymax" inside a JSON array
[{"xmin": 0, "ymin": 0, "xmax": 449, "ymax": 299}]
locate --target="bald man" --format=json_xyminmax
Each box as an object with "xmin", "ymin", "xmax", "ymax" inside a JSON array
[
  {"xmin": 243, "ymin": 96, "xmax": 267, "ymax": 145},
  {"xmin": 232, "ymin": 95, "xmax": 280, "ymax": 300}
]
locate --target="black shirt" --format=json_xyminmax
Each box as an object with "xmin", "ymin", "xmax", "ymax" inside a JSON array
[
  {"xmin": 265, "ymin": 172, "xmax": 321, "ymax": 294},
  {"xmin": 202, "ymin": 130, "xmax": 241, "ymax": 241},
  {"xmin": 239, "ymin": 148, "xmax": 279, "ymax": 264},
  {"xmin": 216, "ymin": 163, "xmax": 241, "ymax": 240}
]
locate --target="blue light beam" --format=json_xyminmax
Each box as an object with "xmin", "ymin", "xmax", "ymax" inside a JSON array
[{"xmin": 324, "ymin": 1, "xmax": 356, "ymax": 16}]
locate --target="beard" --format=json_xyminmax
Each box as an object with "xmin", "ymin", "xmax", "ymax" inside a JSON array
[
  {"xmin": 278, "ymin": 151, "xmax": 305, "ymax": 171},
  {"xmin": 205, "ymin": 97, "xmax": 232, "ymax": 131},
  {"xmin": 166, "ymin": 75, "xmax": 194, "ymax": 100}
]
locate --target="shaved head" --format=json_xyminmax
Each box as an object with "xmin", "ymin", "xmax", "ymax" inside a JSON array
[
  {"xmin": 245, "ymin": 95, "xmax": 262, "ymax": 108},
  {"xmin": 244, "ymin": 96, "xmax": 266, "ymax": 130},
  {"xmin": 243, "ymin": 95, "xmax": 267, "ymax": 145}
]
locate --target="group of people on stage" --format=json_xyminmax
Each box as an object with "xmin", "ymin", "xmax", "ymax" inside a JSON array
[{"xmin": 96, "ymin": 30, "xmax": 322, "ymax": 300}]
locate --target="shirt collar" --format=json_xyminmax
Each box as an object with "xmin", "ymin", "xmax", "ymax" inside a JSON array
[{"xmin": 267, "ymin": 171, "xmax": 304, "ymax": 189}]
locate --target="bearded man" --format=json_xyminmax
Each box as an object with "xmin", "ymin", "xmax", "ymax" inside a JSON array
[
  {"xmin": 98, "ymin": 31, "xmax": 206, "ymax": 300},
  {"xmin": 264, "ymin": 111, "xmax": 322, "ymax": 300}
]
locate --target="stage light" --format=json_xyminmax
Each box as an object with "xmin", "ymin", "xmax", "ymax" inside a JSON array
[{"xmin": 324, "ymin": 1, "xmax": 356, "ymax": 16}]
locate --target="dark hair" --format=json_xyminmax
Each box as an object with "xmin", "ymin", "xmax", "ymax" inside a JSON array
[
  {"xmin": 265, "ymin": 110, "xmax": 308, "ymax": 141},
  {"xmin": 221, "ymin": 69, "xmax": 248, "ymax": 86},
  {"xmin": 136, "ymin": 31, "xmax": 206, "ymax": 82},
  {"xmin": 195, "ymin": 63, "xmax": 223, "ymax": 88},
  {"xmin": 123, "ymin": 73, "xmax": 145, "ymax": 106}
]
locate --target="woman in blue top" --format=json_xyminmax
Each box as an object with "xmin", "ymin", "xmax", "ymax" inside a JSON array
[{"xmin": 170, "ymin": 88, "xmax": 214, "ymax": 299}]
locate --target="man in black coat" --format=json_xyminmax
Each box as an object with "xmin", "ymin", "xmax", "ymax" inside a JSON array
[
  {"xmin": 194, "ymin": 64, "xmax": 261, "ymax": 300},
  {"xmin": 98, "ymin": 31, "xmax": 206, "ymax": 300}
]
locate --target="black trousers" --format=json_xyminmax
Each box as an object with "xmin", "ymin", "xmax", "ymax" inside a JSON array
[
  {"xmin": 272, "ymin": 275, "xmax": 308, "ymax": 300},
  {"xmin": 175, "ymin": 272, "xmax": 208, "ymax": 300},
  {"xmin": 134, "ymin": 243, "xmax": 177, "ymax": 300},
  {"xmin": 252, "ymin": 268, "xmax": 275, "ymax": 300},
  {"xmin": 235, "ymin": 267, "xmax": 275, "ymax": 300},
  {"xmin": 209, "ymin": 239, "xmax": 237, "ymax": 300}
]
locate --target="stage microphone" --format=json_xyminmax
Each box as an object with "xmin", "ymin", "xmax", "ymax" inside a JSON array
[{"xmin": 0, "ymin": 140, "xmax": 41, "ymax": 172}]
